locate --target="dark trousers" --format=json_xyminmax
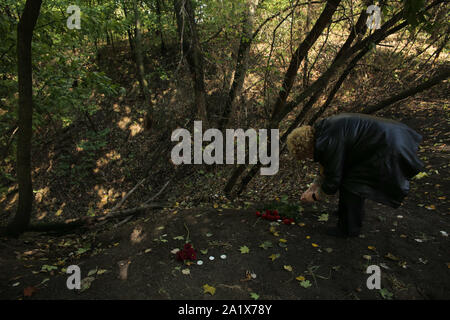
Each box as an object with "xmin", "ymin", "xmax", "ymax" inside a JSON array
[{"xmin": 337, "ymin": 188, "xmax": 365, "ymax": 236}]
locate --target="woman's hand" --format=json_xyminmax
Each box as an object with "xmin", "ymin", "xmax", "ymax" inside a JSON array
[
  {"xmin": 300, "ymin": 190, "xmax": 316, "ymax": 203},
  {"xmin": 301, "ymin": 183, "xmax": 321, "ymax": 203}
]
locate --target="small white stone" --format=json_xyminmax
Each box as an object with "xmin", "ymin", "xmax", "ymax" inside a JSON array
[
  {"xmin": 220, "ymin": 254, "xmax": 227, "ymax": 259},
  {"xmin": 197, "ymin": 260, "xmax": 204, "ymax": 265},
  {"xmin": 209, "ymin": 256, "xmax": 215, "ymax": 261}
]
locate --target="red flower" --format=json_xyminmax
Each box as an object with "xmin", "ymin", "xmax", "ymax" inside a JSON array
[
  {"xmin": 256, "ymin": 211, "xmax": 261, "ymax": 217},
  {"xmin": 176, "ymin": 243, "xmax": 197, "ymax": 261},
  {"xmin": 283, "ymin": 218, "xmax": 290, "ymax": 225}
]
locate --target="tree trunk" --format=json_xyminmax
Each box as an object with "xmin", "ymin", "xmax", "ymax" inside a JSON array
[
  {"xmin": 122, "ymin": 1, "xmax": 136, "ymax": 58},
  {"xmin": 359, "ymin": 67, "xmax": 450, "ymax": 114},
  {"xmin": 219, "ymin": 0, "xmax": 259, "ymax": 129},
  {"xmin": 7, "ymin": 0, "xmax": 42, "ymax": 237},
  {"xmin": 270, "ymin": 0, "xmax": 341, "ymax": 121},
  {"xmin": 302, "ymin": 0, "xmax": 312, "ymax": 87},
  {"xmin": 173, "ymin": 0, "xmax": 208, "ymax": 124},
  {"xmin": 133, "ymin": 0, "xmax": 153, "ymax": 130},
  {"xmin": 156, "ymin": 0, "xmax": 166, "ymax": 55}
]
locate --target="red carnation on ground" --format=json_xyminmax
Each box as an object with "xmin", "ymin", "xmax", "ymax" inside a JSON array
[{"xmin": 176, "ymin": 243, "xmax": 197, "ymax": 261}]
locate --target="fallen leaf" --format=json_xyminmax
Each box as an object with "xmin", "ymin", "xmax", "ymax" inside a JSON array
[
  {"xmin": 379, "ymin": 288, "xmax": 393, "ymax": 300},
  {"xmin": 300, "ymin": 280, "xmax": 312, "ymax": 288},
  {"xmin": 283, "ymin": 265, "xmax": 293, "ymax": 272},
  {"xmin": 259, "ymin": 241, "xmax": 273, "ymax": 250},
  {"xmin": 296, "ymin": 275, "xmax": 305, "ymax": 281},
  {"xmin": 311, "ymin": 243, "xmax": 319, "ymax": 247},
  {"xmin": 250, "ymin": 292, "xmax": 259, "ymax": 300},
  {"xmin": 268, "ymin": 254, "xmax": 280, "ymax": 261},
  {"xmin": 385, "ymin": 253, "xmax": 399, "ymax": 261},
  {"xmin": 87, "ymin": 268, "xmax": 98, "ymax": 277},
  {"xmin": 80, "ymin": 276, "xmax": 95, "ymax": 292},
  {"xmin": 413, "ymin": 172, "xmax": 428, "ymax": 180},
  {"xmin": 203, "ymin": 284, "xmax": 216, "ymax": 295},
  {"xmin": 239, "ymin": 246, "xmax": 250, "ymax": 254}
]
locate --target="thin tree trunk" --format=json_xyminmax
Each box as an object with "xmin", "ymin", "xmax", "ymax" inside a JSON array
[
  {"xmin": 133, "ymin": 0, "xmax": 153, "ymax": 130},
  {"xmin": 156, "ymin": 0, "xmax": 166, "ymax": 55},
  {"xmin": 218, "ymin": 0, "xmax": 259, "ymax": 129},
  {"xmin": 302, "ymin": 0, "xmax": 312, "ymax": 87},
  {"xmin": 173, "ymin": 0, "xmax": 208, "ymax": 124},
  {"xmin": 122, "ymin": 1, "xmax": 135, "ymax": 58},
  {"xmin": 7, "ymin": 0, "xmax": 42, "ymax": 237},
  {"xmin": 270, "ymin": 0, "xmax": 341, "ymax": 121},
  {"xmin": 359, "ymin": 67, "xmax": 450, "ymax": 114}
]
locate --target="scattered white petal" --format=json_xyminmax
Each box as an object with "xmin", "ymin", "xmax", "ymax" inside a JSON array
[
  {"xmin": 197, "ymin": 260, "xmax": 204, "ymax": 265},
  {"xmin": 220, "ymin": 254, "xmax": 227, "ymax": 259},
  {"xmin": 440, "ymin": 231, "xmax": 448, "ymax": 237},
  {"xmin": 396, "ymin": 215, "xmax": 403, "ymax": 219},
  {"xmin": 414, "ymin": 239, "xmax": 423, "ymax": 243},
  {"xmin": 209, "ymin": 256, "xmax": 215, "ymax": 261}
]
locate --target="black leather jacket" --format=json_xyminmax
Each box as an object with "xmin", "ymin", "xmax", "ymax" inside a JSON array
[{"xmin": 313, "ymin": 113, "xmax": 424, "ymax": 208}]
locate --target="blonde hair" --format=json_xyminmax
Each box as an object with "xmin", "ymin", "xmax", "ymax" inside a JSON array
[{"xmin": 286, "ymin": 126, "xmax": 315, "ymax": 160}]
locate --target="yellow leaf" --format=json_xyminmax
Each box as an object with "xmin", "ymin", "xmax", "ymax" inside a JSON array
[
  {"xmin": 368, "ymin": 246, "xmax": 376, "ymax": 251},
  {"xmin": 268, "ymin": 254, "xmax": 280, "ymax": 261},
  {"xmin": 55, "ymin": 209, "xmax": 63, "ymax": 216},
  {"xmin": 203, "ymin": 284, "xmax": 216, "ymax": 295},
  {"xmin": 311, "ymin": 243, "xmax": 319, "ymax": 247},
  {"xmin": 279, "ymin": 239, "xmax": 287, "ymax": 243},
  {"xmin": 296, "ymin": 276, "xmax": 305, "ymax": 281},
  {"xmin": 425, "ymin": 204, "xmax": 436, "ymax": 210},
  {"xmin": 213, "ymin": 203, "xmax": 219, "ymax": 208},
  {"xmin": 385, "ymin": 253, "xmax": 399, "ymax": 261},
  {"xmin": 283, "ymin": 265, "xmax": 293, "ymax": 272},
  {"xmin": 306, "ymin": 236, "xmax": 311, "ymax": 239},
  {"xmin": 298, "ymin": 223, "xmax": 305, "ymax": 227}
]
